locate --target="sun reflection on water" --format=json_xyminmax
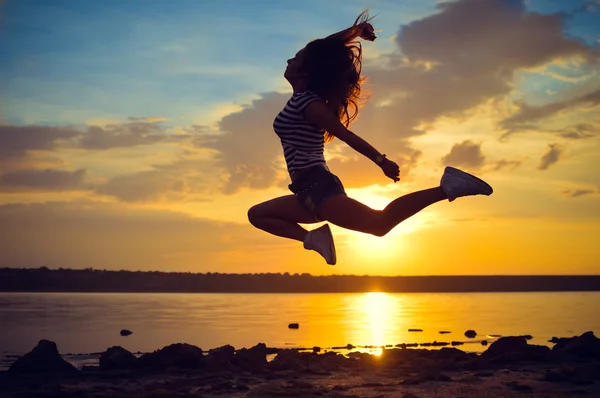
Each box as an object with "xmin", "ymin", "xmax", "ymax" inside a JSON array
[{"xmin": 361, "ymin": 292, "xmax": 396, "ymax": 356}]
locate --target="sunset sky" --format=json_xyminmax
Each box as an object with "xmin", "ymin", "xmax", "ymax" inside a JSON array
[{"xmin": 1, "ymin": 0, "xmax": 599, "ymax": 276}]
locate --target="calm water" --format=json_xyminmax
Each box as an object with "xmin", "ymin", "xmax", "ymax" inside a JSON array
[{"xmin": 1, "ymin": 292, "xmax": 599, "ymax": 369}]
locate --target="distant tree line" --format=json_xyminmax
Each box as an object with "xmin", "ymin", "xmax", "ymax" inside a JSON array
[{"xmin": 0, "ymin": 267, "xmax": 599, "ymax": 293}]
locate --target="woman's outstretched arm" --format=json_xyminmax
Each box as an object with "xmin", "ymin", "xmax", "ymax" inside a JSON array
[{"xmin": 303, "ymin": 100, "xmax": 400, "ymax": 182}]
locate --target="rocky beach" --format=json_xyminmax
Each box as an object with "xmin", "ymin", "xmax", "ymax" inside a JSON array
[{"xmin": 1, "ymin": 331, "xmax": 599, "ymax": 397}]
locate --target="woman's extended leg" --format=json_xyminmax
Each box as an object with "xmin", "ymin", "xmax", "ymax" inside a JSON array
[
  {"xmin": 319, "ymin": 166, "xmax": 494, "ymax": 236},
  {"xmin": 318, "ymin": 187, "xmax": 447, "ymax": 237}
]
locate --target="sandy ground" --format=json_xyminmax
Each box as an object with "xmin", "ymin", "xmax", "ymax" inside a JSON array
[{"xmin": 1, "ymin": 362, "xmax": 598, "ymax": 397}]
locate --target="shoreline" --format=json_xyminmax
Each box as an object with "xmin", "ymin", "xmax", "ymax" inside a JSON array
[
  {"xmin": 0, "ymin": 335, "xmax": 536, "ymax": 372},
  {"xmin": 3, "ymin": 269, "xmax": 600, "ymax": 293},
  {"xmin": 2, "ymin": 332, "xmax": 599, "ymax": 397}
]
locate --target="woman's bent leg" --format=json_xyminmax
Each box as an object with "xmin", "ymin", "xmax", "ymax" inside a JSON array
[{"xmin": 248, "ymin": 195, "xmax": 319, "ymax": 242}]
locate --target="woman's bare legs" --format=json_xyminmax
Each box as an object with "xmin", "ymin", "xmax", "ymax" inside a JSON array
[
  {"xmin": 248, "ymin": 188, "xmax": 447, "ymax": 240},
  {"xmin": 248, "ymin": 187, "xmax": 447, "ymax": 265},
  {"xmin": 248, "ymin": 167, "xmax": 492, "ymax": 265},
  {"xmin": 247, "ymin": 195, "xmax": 319, "ymax": 242},
  {"xmin": 317, "ymin": 187, "xmax": 447, "ymax": 236}
]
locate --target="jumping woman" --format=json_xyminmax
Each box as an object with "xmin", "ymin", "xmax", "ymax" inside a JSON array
[{"xmin": 248, "ymin": 12, "xmax": 493, "ymax": 265}]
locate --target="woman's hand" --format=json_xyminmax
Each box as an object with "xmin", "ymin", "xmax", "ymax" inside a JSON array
[
  {"xmin": 381, "ymin": 158, "xmax": 400, "ymax": 182},
  {"xmin": 359, "ymin": 22, "xmax": 377, "ymax": 41}
]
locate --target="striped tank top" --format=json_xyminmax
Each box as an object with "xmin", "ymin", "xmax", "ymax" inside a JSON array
[{"xmin": 273, "ymin": 91, "xmax": 326, "ymax": 177}]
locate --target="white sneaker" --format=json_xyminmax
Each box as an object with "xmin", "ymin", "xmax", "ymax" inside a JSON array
[
  {"xmin": 304, "ymin": 224, "xmax": 336, "ymax": 265},
  {"xmin": 441, "ymin": 166, "xmax": 493, "ymax": 202}
]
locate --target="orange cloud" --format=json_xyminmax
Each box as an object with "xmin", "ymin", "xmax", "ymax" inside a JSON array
[
  {"xmin": 197, "ymin": 92, "xmax": 290, "ymax": 194},
  {"xmin": 0, "ymin": 169, "xmax": 85, "ymax": 192},
  {"xmin": 441, "ymin": 140, "xmax": 486, "ymax": 169},
  {"xmin": 538, "ymin": 143, "xmax": 563, "ymax": 170}
]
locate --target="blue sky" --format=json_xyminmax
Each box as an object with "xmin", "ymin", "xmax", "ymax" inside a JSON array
[{"xmin": 1, "ymin": 0, "xmax": 432, "ymax": 126}]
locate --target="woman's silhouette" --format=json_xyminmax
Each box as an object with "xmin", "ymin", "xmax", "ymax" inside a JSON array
[{"xmin": 248, "ymin": 11, "xmax": 493, "ymax": 265}]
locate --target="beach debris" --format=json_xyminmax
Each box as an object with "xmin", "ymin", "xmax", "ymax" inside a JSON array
[
  {"xmin": 464, "ymin": 329, "xmax": 477, "ymax": 338},
  {"xmin": 439, "ymin": 330, "xmax": 451, "ymax": 334},
  {"xmin": 481, "ymin": 340, "xmax": 488, "ymax": 346},
  {"xmin": 8, "ymin": 339, "xmax": 79, "ymax": 376},
  {"xmin": 451, "ymin": 341, "xmax": 464, "ymax": 346},
  {"xmin": 120, "ymin": 329, "xmax": 133, "ymax": 336},
  {"xmin": 138, "ymin": 343, "xmax": 204, "ymax": 370},
  {"xmin": 288, "ymin": 323, "xmax": 299, "ymax": 329},
  {"xmin": 99, "ymin": 346, "xmax": 137, "ymax": 370},
  {"xmin": 408, "ymin": 328, "xmax": 423, "ymax": 332}
]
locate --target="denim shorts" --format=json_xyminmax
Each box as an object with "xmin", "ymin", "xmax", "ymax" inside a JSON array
[{"xmin": 288, "ymin": 164, "xmax": 347, "ymax": 220}]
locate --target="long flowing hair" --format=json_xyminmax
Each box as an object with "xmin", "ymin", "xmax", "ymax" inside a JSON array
[{"xmin": 301, "ymin": 11, "xmax": 374, "ymax": 143}]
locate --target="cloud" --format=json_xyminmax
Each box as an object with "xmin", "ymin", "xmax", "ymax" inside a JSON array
[
  {"xmin": 93, "ymin": 156, "xmax": 221, "ymax": 202},
  {"xmin": 441, "ymin": 140, "xmax": 486, "ymax": 168},
  {"xmin": 362, "ymin": 0, "xmax": 594, "ymax": 141},
  {"xmin": 95, "ymin": 170, "xmax": 189, "ymax": 202},
  {"xmin": 127, "ymin": 116, "xmax": 168, "ymax": 123},
  {"xmin": 538, "ymin": 143, "xmax": 563, "ymax": 170},
  {"xmin": 0, "ymin": 169, "xmax": 85, "ymax": 192},
  {"xmin": 197, "ymin": 92, "xmax": 290, "ymax": 194},
  {"xmin": 501, "ymin": 89, "xmax": 600, "ymax": 135},
  {"xmin": 398, "ymin": 0, "xmax": 592, "ymax": 70},
  {"xmin": 555, "ymin": 123, "xmax": 598, "ymax": 139},
  {"xmin": 563, "ymin": 189, "xmax": 594, "ymax": 198},
  {"xmin": 0, "ymin": 120, "xmax": 183, "ymax": 162},
  {"xmin": 493, "ymin": 159, "xmax": 521, "ymax": 171},
  {"xmin": 78, "ymin": 121, "xmax": 171, "ymax": 150},
  {"xmin": 0, "ymin": 125, "xmax": 79, "ymax": 161}
]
